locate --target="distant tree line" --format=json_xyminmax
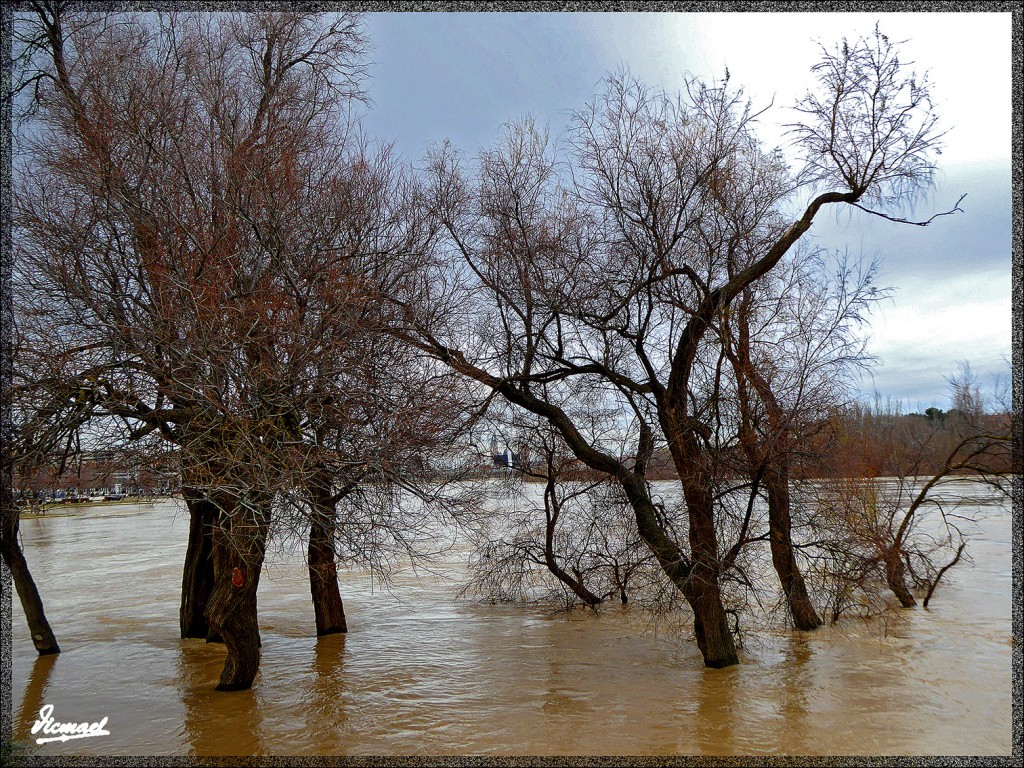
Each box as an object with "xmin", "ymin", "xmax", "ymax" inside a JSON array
[{"xmin": 811, "ymin": 399, "xmax": 1014, "ymax": 480}]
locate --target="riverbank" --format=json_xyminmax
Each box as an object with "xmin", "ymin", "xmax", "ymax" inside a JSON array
[{"xmin": 17, "ymin": 496, "xmax": 165, "ymax": 517}]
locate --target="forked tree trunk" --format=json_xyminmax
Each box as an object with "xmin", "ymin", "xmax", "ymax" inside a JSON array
[
  {"xmin": 2, "ymin": 488, "xmax": 60, "ymax": 655},
  {"xmin": 179, "ymin": 487, "xmax": 217, "ymax": 640},
  {"xmin": 205, "ymin": 496, "xmax": 269, "ymax": 691},
  {"xmin": 307, "ymin": 475, "xmax": 347, "ymax": 636},
  {"xmin": 763, "ymin": 465, "xmax": 823, "ymax": 630}
]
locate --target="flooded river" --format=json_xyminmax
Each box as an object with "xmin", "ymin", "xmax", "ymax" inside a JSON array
[{"xmin": 7, "ymin": 480, "xmax": 1014, "ymax": 756}]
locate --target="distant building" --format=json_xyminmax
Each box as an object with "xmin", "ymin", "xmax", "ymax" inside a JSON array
[
  {"xmin": 488, "ymin": 435, "xmax": 530, "ymax": 472},
  {"xmin": 13, "ymin": 449, "xmax": 179, "ymax": 497}
]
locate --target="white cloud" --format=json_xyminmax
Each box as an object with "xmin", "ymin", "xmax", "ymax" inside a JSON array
[
  {"xmin": 669, "ymin": 12, "xmax": 1012, "ymax": 166},
  {"xmin": 862, "ymin": 269, "xmax": 1011, "ymax": 407}
]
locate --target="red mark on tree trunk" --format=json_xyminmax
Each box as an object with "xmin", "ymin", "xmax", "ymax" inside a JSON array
[{"xmin": 231, "ymin": 567, "xmax": 244, "ymax": 588}]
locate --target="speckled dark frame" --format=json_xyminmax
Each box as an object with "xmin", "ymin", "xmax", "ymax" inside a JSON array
[{"xmin": 1, "ymin": 2, "xmax": 1019, "ymax": 765}]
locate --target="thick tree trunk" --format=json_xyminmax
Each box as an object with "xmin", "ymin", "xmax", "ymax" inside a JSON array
[
  {"xmin": 307, "ymin": 477, "xmax": 347, "ymax": 636},
  {"xmin": 179, "ymin": 487, "xmax": 217, "ymax": 640},
  {"xmin": 205, "ymin": 496, "xmax": 269, "ymax": 691},
  {"xmin": 2, "ymin": 539, "xmax": 61, "ymax": 655},
  {"xmin": 763, "ymin": 465, "xmax": 823, "ymax": 630},
  {"xmin": 681, "ymin": 478, "xmax": 740, "ymax": 668},
  {"xmin": 620, "ymin": 471, "xmax": 738, "ymax": 668},
  {"xmin": 660, "ymin": 405, "xmax": 740, "ymax": 668},
  {"xmin": 884, "ymin": 551, "xmax": 917, "ymax": 608}
]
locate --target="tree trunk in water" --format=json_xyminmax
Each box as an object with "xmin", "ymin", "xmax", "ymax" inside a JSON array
[
  {"xmin": 885, "ymin": 551, "xmax": 917, "ymax": 607},
  {"xmin": 764, "ymin": 465, "xmax": 823, "ymax": 630},
  {"xmin": 179, "ymin": 487, "xmax": 217, "ymax": 639},
  {"xmin": 543, "ymin": 544, "xmax": 604, "ymax": 606},
  {"xmin": 543, "ymin": 475, "xmax": 604, "ymax": 606},
  {"xmin": 205, "ymin": 497, "xmax": 269, "ymax": 691},
  {"xmin": 1, "ymin": 492, "xmax": 60, "ymax": 655},
  {"xmin": 620, "ymin": 472, "xmax": 738, "ymax": 668},
  {"xmin": 666, "ymin": 418, "xmax": 739, "ymax": 668},
  {"xmin": 307, "ymin": 477, "xmax": 347, "ymax": 636},
  {"xmin": 725, "ymin": 291, "xmax": 821, "ymax": 631},
  {"xmin": 682, "ymin": 480, "xmax": 740, "ymax": 668}
]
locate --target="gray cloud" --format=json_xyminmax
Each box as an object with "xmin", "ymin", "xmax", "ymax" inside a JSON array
[{"xmin": 357, "ymin": 14, "xmax": 1013, "ymax": 410}]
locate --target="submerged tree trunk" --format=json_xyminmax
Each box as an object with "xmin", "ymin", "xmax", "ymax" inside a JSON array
[
  {"xmin": 179, "ymin": 487, "xmax": 217, "ymax": 640},
  {"xmin": 884, "ymin": 551, "xmax": 917, "ymax": 608},
  {"xmin": 763, "ymin": 465, "xmax": 823, "ymax": 630},
  {"xmin": 307, "ymin": 475, "xmax": 347, "ymax": 636},
  {"xmin": 205, "ymin": 495, "xmax": 269, "ymax": 691},
  {"xmin": 541, "ymin": 473, "xmax": 604, "ymax": 606},
  {"xmin": 620, "ymin": 470, "xmax": 738, "ymax": 668},
  {"xmin": 680, "ymin": 476, "xmax": 740, "ymax": 668},
  {"xmin": 2, "ymin": 487, "xmax": 60, "ymax": 655},
  {"xmin": 544, "ymin": 524, "xmax": 604, "ymax": 607}
]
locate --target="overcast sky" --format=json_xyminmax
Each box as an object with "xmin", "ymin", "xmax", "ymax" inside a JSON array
[{"xmin": 359, "ymin": 11, "xmax": 1013, "ymax": 412}]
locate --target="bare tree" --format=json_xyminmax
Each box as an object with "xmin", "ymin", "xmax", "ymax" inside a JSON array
[
  {"xmin": 715, "ymin": 250, "xmax": 884, "ymax": 629},
  {"xmin": 462, "ymin": 414, "xmax": 650, "ymax": 609},
  {"xmin": 12, "ymin": 5, "xmax": 480, "ymax": 689},
  {"xmin": 11, "ymin": 6, "xmax": 465, "ymax": 690},
  {"xmin": 288, "ymin": 330, "xmax": 479, "ymax": 636},
  {"xmin": 1, "ymin": 316, "xmax": 90, "ymax": 656},
  {"xmin": 393, "ymin": 28, "xmax": 953, "ymax": 667},
  {"xmin": 800, "ymin": 370, "xmax": 1013, "ymax": 618}
]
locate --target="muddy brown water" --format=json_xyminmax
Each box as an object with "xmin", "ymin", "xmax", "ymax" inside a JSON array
[{"xmin": 8, "ymin": 479, "xmax": 1013, "ymax": 756}]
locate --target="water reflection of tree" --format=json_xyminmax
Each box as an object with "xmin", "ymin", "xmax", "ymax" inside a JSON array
[
  {"xmin": 538, "ymin": 647, "xmax": 595, "ymax": 754},
  {"xmin": 18, "ymin": 516, "xmax": 56, "ymax": 550},
  {"xmin": 177, "ymin": 642, "xmax": 264, "ymax": 756},
  {"xmin": 693, "ymin": 666, "xmax": 740, "ymax": 755},
  {"xmin": 16, "ymin": 652, "xmax": 58, "ymax": 742},
  {"xmin": 176, "ymin": 635, "xmax": 351, "ymax": 755},
  {"xmin": 298, "ymin": 635, "xmax": 350, "ymax": 753},
  {"xmin": 776, "ymin": 635, "xmax": 813, "ymax": 753}
]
